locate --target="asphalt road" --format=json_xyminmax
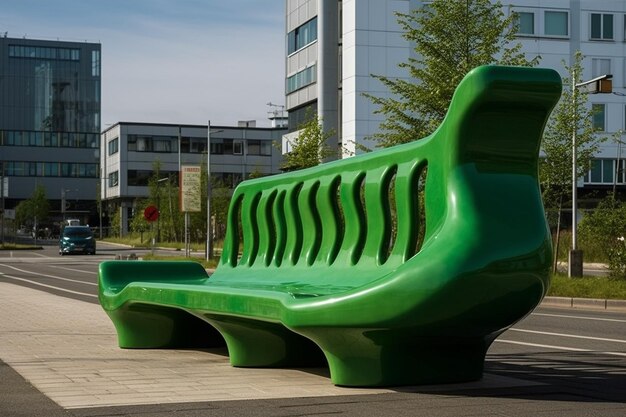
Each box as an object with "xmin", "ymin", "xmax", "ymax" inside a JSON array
[{"xmin": 0, "ymin": 244, "xmax": 625, "ymax": 415}]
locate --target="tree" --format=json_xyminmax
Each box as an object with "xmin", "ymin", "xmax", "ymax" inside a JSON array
[
  {"xmin": 281, "ymin": 110, "xmax": 335, "ymax": 171},
  {"xmin": 148, "ymin": 160, "xmax": 181, "ymax": 242},
  {"xmin": 15, "ymin": 185, "xmax": 49, "ymax": 231},
  {"xmin": 578, "ymin": 196, "xmax": 626, "ymax": 279},
  {"xmin": 540, "ymin": 51, "xmax": 606, "ymax": 266},
  {"xmin": 367, "ymin": 0, "xmax": 539, "ymax": 147}
]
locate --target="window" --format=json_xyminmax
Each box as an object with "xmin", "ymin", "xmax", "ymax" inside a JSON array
[
  {"xmin": 8, "ymin": 45, "xmax": 80, "ymax": 61},
  {"xmin": 233, "ymin": 141, "xmax": 243, "ymax": 155},
  {"xmin": 592, "ymin": 104, "xmax": 606, "ymax": 131},
  {"xmin": 544, "ymin": 11, "xmax": 568, "ymax": 36},
  {"xmin": 591, "ymin": 13, "xmax": 613, "ymax": 40},
  {"xmin": 592, "ymin": 58, "xmax": 611, "ymax": 78},
  {"xmin": 517, "ymin": 12, "xmax": 535, "ymax": 35},
  {"xmin": 108, "ymin": 137, "xmax": 119, "ymax": 155},
  {"xmin": 91, "ymin": 50, "xmax": 101, "ymax": 76},
  {"xmin": 108, "ymin": 170, "xmax": 119, "ymax": 187},
  {"xmin": 127, "ymin": 135, "xmax": 176, "ymax": 152},
  {"xmin": 585, "ymin": 159, "xmax": 622, "ymax": 184},
  {"xmin": 287, "ymin": 17, "xmax": 318, "ymax": 54},
  {"xmin": 286, "ymin": 65, "xmax": 317, "ymax": 93},
  {"xmin": 127, "ymin": 170, "xmax": 152, "ymax": 187}
]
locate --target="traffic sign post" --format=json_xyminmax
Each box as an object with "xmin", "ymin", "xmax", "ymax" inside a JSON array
[
  {"xmin": 143, "ymin": 205, "xmax": 159, "ymax": 222},
  {"xmin": 144, "ymin": 205, "xmax": 159, "ymax": 255}
]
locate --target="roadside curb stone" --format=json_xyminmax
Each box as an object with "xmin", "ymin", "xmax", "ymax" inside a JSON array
[{"xmin": 542, "ymin": 296, "xmax": 626, "ymax": 312}]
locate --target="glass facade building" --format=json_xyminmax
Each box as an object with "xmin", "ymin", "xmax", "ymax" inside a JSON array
[{"xmin": 0, "ymin": 36, "xmax": 101, "ymax": 224}]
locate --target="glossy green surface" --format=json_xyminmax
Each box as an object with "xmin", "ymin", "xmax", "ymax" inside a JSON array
[{"xmin": 99, "ymin": 66, "xmax": 562, "ymax": 387}]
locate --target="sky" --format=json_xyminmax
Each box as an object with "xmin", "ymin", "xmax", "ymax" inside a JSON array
[{"xmin": 1, "ymin": 0, "xmax": 285, "ymax": 128}]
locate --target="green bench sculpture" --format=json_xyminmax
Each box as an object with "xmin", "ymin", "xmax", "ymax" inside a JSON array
[{"xmin": 99, "ymin": 66, "xmax": 562, "ymax": 387}]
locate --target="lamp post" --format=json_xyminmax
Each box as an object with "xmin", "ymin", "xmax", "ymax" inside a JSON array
[
  {"xmin": 206, "ymin": 120, "xmax": 212, "ymax": 261},
  {"xmin": 61, "ymin": 188, "xmax": 78, "ymax": 223},
  {"xmin": 205, "ymin": 122, "xmax": 225, "ymax": 261},
  {"xmin": 569, "ymin": 72, "xmax": 613, "ymax": 277}
]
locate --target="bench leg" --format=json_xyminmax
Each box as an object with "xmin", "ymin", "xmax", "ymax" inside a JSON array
[
  {"xmin": 203, "ymin": 314, "xmax": 326, "ymax": 368},
  {"xmin": 106, "ymin": 304, "xmax": 225, "ymax": 349},
  {"xmin": 308, "ymin": 328, "xmax": 492, "ymax": 387}
]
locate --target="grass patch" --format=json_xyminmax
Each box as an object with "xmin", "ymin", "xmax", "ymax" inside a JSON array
[
  {"xmin": 548, "ymin": 274, "xmax": 626, "ymax": 300},
  {"xmin": 0, "ymin": 243, "xmax": 42, "ymax": 250},
  {"xmin": 140, "ymin": 254, "xmax": 218, "ymax": 269},
  {"xmin": 103, "ymin": 236, "xmax": 220, "ymax": 252}
]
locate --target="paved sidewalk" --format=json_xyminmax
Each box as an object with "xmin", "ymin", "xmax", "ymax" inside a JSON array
[
  {"xmin": 3, "ymin": 282, "xmax": 626, "ymax": 416},
  {"xmin": 0, "ymin": 282, "xmax": 539, "ymax": 412},
  {"xmin": 0, "ymin": 282, "xmax": 386, "ymax": 409}
]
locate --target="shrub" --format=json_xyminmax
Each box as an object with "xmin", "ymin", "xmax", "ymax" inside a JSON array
[{"xmin": 578, "ymin": 196, "xmax": 626, "ymax": 279}]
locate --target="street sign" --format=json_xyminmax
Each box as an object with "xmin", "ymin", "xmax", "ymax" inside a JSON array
[
  {"xmin": 144, "ymin": 205, "xmax": 159, "ymax": 222},
  {"xmin": 180, "ymin": 165, "xmax": 202, "ymax": 212}
]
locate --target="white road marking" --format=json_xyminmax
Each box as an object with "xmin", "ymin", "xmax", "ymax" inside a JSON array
[
  {"xmin": 0, "ymin": 274, "xmax": 97, "ymax": 298},
  {"xmin": 509, "ymin": 328, "xmax": 626, "ymax": 344},
  {"xmin": 495, "ymin": 339, "xmax": 626, "ymax": 357},
  {"xmin": 532, "ymin": 312, "xmax": 626, "ymax": 324},
  {"xmin": 0, "ymin": 263, "xmax": 97, "ymax": 286},
  {"xmin": 47, "ymin": 264, "xmax": 98, "ymax": 275}
]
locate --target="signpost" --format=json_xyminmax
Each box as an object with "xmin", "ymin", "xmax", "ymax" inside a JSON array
[
  {"xmin": 180, "ymin": 165, "xmax": 201, "ymax": 256},
  {"xmin": 144, "ymin": 205, "xmax": 159, "ymax": 255},
  {"xmin": 143, "ymin": 205, "xmax": 159, "ymax": 222}
]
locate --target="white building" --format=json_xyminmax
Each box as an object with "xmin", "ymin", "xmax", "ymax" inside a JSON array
[
  {"xmin": 101, "ymin": 122, "xmax": 286, "ymax": 235},
  {"xmin": 285, "ymin": 0, "xmax": 626, "ymax": 190}
]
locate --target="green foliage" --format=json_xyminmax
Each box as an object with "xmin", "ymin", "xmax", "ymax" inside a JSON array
[
  {"xmin": 109, "ymin": 206, "xmax": 121, "ymax": 238},
  {"xmin": 129, "ymin": 199, "xmax": 150, "ymax": 242},
  {"xmin": 578, "ymin": 196, "xmax": 626, "ymax": 279},
  {"xmin": 548, "ymin": 274, "xmax": 626, "ymax": 299},
  {"xmin": 367, "ymin": 0, "xmax": 538, "ymax": 147},
  {"xmin": 15, "ymin": 185, "xmax": 49, "ymax": 227},
  {"xmin": 540, "ymin": 51, "xmax": 604, "ymax": 212},
  {"xmin": 282, "ymin": 110, "xmax": 335, "ymax": 171}
]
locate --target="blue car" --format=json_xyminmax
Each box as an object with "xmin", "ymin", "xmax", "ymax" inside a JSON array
[{"xmin": 59, "ymin": 226, "xmax": 96, "ymax": 255}]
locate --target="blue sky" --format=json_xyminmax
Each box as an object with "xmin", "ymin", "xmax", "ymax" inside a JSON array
[{"xmin": 1, "ymin": 0, "xmax": 285, "ymax": 127}]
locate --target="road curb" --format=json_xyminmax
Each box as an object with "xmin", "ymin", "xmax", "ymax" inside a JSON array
[{"xmin": 542, "ymin": 296, "xmax": 626, "ymax": 312}]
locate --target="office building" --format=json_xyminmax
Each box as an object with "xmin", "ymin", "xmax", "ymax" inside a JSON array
[
  {"xmin": 0, "ymin": 36, "xmax": 101, "ymax": 225},
  {"xmin": 285, "ymin": 0, "xmax": 626, "ymax": 194},
  {"xmin": 101, "ymin": 122, "xmax": 286, "ymax": 235}
]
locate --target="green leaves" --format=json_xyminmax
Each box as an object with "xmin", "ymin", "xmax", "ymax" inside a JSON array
[
  {"xmin": 367, "ymin": 0, "xmax": 537, "ymax": 147},
  {"xmin": 540, "ymin": 51, "xmax": 605, "ymax": 210},
  {"xmin": 281, "ymin": 110, "xmax": 335, "ymax": 171}
]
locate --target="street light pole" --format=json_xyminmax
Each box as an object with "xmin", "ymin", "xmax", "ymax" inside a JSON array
[
  {"xmin": 569, "ymin": 70, "xmax": 582, "ymax": 277},
  {"xmin": 569, "ymin": 72, "xmax": 613, "ymax": 277},
  {"xmin": 206, "ymin": 120, "xmax": 212, "ymax": 261}
]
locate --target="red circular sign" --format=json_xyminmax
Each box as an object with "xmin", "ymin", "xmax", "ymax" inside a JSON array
[{"xmin": 144, "ymin": 205, "xmax": 159, "ymax": 222}]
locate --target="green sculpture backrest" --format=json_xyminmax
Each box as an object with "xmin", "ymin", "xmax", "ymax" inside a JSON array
[{"xmin": 216, "ymin": 66, "xmax": 561, "ymax": 289}]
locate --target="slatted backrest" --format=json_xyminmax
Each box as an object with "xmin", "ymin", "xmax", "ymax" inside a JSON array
[{"xmin": 214, "ymin": 66, "xmax": 562, "ymax": 289}]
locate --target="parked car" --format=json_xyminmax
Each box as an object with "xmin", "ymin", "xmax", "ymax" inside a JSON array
[{"xmin": 59, "ymin": 226, "xmax": 96, "ymax": 255}]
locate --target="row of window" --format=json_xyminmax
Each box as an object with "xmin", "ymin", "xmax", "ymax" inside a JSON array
[
  {"xmin": 517, "ymin": 10, "xmax": 626, "ymax": 41},
  {"xmin": 1, "ymin": 130, "xmax": 99, "ymax": 149},
  {"xmin": 111, "ymin": 170, "xmax": 248, "ymax": 189},
  {"xmin": 586, "ymin": 159, "xmax": 626, "ymax": 185},
  {"xmin": 287, "ymin": 17, "xmax": 318, "ymax": 55},
  {"xmin": 1, "ymin": 161, "xmax": 98, "ymax": 178},
  {"xmin": 120, "ymin": 135, "xmax": 272, "ymax": 156},
  {"xmin": 287, "ymin": 64, "xmax": 317, "ymax": 94},
  {"xmin": 8, "ymin": 44, "xmax": 81, "ymax": 61}
]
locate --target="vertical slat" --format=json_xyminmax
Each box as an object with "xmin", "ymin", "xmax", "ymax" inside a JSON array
[
  {"xmin": 334, "ymin": 172, "xmax": 366, "ymax": 266},
  {"xmin": 360, "ymin": 166, "xmax": 395, "ymax": 265},
  {"xmin": 315, "ymin": 175, "xmax": 342, "ymax": 265},
  {"xmin": 298, "ymin": 180, "xmax": 321, "ymax": 266},
  {"xmin": 220, "ymin": 193, "xmax": 243, "ymax": 267},
  {"xmin": 388, "ymin": 161, "xmax": 425, "ymax": 264},
  {"xmin": 272, "ymin": 190, "xmax": 287, "ymax": 267},
  {"xmin": 254, "ymin": 189, "xmax": 278, "ymax": 267},
  {"xmin": 282, "ymin": 183, "xmax": 303, "ymax": 266},
  {"xmin": 238, "ymin": 192, "xmax": 261, "ymax": 266}
]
